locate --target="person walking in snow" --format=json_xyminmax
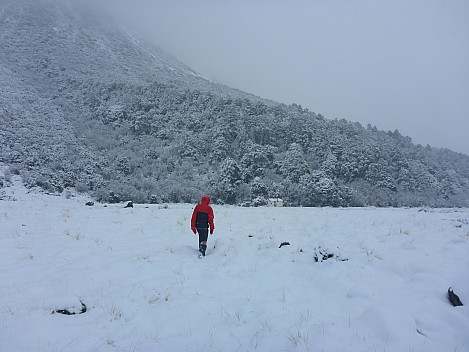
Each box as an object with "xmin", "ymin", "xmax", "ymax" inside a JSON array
[{"xmin": 191, "ymin": 196, "xmax": 215, "ymax": 257}]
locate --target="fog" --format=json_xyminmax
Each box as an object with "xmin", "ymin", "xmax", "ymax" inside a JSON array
[{"xmin": 95, "ymin": 0, "xmax": 469, "ymax": 155}]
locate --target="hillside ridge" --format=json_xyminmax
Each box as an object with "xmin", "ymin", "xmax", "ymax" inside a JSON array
[{"xmin": 1, "ymin": 0, "xmax": 468, "ymax": 207}]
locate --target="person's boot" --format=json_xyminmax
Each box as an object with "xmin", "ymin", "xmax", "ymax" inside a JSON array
[{"xmin": 199, "ymin": 243, "xmax": 207, "ymax": 256}]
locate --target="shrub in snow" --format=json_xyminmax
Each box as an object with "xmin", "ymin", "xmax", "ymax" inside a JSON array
[
  {"xmin": 52, "ymin": 301, "xmax": 87, "ymax": 315},
  {"xmin": 313, "ymin": 247, "xmax": 348, "ymax": 262}
]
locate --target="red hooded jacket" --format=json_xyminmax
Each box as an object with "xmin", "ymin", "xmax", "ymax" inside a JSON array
[{"xmin": 191, "ymin": 196, "xmax": 215, "ymax": 234}]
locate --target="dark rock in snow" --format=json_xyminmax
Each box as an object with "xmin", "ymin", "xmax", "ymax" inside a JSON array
[{"xmin": 448, "ymin": 287, "xmax": 463, "ymax": 307}]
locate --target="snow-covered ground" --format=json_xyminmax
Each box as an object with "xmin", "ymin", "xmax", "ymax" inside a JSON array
[{"xmin": 1, "ymin": 176, "xmax": 468, "ymax": 352}]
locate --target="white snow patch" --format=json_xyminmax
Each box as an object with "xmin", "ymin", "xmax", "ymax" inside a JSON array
[{"xmin": 1, "ymin": 177, "xmax": 468, "ymax": 351}]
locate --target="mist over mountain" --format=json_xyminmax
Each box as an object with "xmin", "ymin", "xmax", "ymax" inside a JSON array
[{"xmin": 1, "ymin": 0, "xmax": 468, "ymax": 207}]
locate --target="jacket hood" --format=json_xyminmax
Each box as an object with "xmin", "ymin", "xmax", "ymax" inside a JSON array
[{"xmin": 201, "ymin": 196, "xmax": 211, "ymax": 205}]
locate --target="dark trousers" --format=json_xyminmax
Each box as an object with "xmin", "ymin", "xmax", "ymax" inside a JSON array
[
  {"xmin": 197, "ymin": 227, "xmax": 208, "ymax": 244},
  {"xmin": 197, "ymin": 228, "xmax": 208, "ymax": 255}
]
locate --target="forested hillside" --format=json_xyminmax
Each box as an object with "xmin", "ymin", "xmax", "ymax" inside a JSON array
[{"xmin": 1, "ymin": 0, "xmax": 468, "ymax": 207}]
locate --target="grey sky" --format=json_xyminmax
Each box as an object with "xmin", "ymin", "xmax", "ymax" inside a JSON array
[{"xmin": 100, "ymin": 0, "xmax": 469, "ymax": 155}]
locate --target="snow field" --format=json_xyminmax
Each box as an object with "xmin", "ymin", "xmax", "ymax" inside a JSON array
[{"xmin": 1, "ymin": 178, "xmax": 469, "ymax": 351}]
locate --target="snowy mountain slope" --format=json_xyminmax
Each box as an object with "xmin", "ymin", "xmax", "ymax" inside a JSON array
[
  {"xmin": 1, "ymin": 175, "xmax": 469, "ymax": 351},
  {"xmin": 1, "ymin": 0, "xmax": 469, "ymax": 207},
  {"xmin": 0, "ymin": 0, "xmax": 263, "ymax": 195},
  {"xmin": 1, "ymin": 0, "xmax": 186, "ymax": 85},
  {"xmin": 0, "ymin": 0, "xmax": 257, "ymax": 95}
]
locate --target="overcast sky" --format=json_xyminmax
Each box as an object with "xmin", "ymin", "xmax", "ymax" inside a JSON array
[{"xmin": 100, "ymin": 0, "xmax": 469, "ymax": 155}]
